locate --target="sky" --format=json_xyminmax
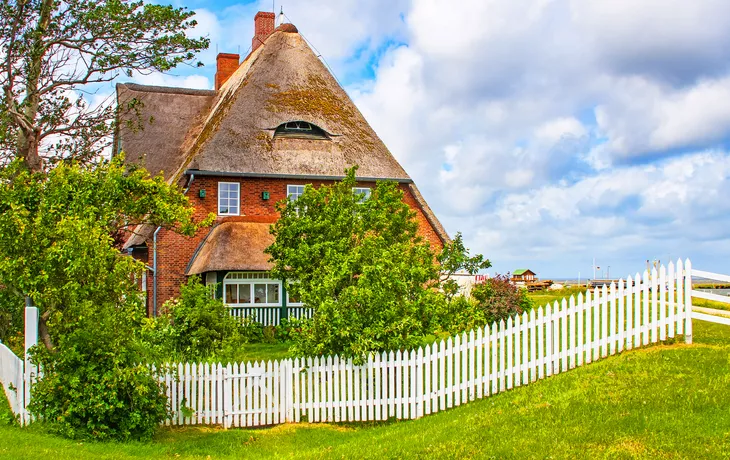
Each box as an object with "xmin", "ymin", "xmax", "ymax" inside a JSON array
[{"xmin": 123, "ymin": 0, "xmax": 730, "ymax": 279}]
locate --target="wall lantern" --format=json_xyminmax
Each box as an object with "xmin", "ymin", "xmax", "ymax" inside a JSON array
[
  {"xmin": 261, "ymin": 191, "xmax": 270, "ymax": 200},
  {"xmin": 199, "ymin": 189, "xmax": 206, "ymax": 198}
]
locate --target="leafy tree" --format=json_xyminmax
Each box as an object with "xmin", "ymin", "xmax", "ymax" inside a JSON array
[
  {"xmin": 0, "ymin": 0, "xmax": 209, "ymax": 170},
  {"xmin": 266, "ymin": 167, "xmax": 486, "ymax": 359},
  {"xmin": 0, "ymin": 157, "xmax": 212, "ymax": 439},
  {"xmin": 0, "ymin": 157, "xmax": 213, "ymax": 351}
]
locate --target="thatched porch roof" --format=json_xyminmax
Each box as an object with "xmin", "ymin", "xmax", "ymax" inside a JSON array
[{"xmin": 186, "ymin": 222, "xmax": 274, "ymax": 275}]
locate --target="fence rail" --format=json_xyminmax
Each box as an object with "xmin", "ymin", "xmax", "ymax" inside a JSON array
[
  {"xmin": 690, "ymin": 269, "xmax": 730, "ymax": 326},
  {"xmin": 693, "ymin": 269, "xmax": 730, "ymax": 284}
]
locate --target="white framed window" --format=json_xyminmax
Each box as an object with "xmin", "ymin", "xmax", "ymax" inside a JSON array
[
  {"xmin": 223, "ymin": 272, "xmax": 281, "ymax": 306},
  {"xmin": 287, "ymin": 184, "xmax": 305, "ymax": 202},
  {"xmin": 218, "ymin": 182, "xmax": 240, "ymax": 216},
  {"xmin": 352, "ymin": 187, "xmax": 371, "ymax": 203}
]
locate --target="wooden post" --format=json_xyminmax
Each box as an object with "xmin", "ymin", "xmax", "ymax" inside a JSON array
[{"xmin": 24, "ymin": 302, "xmax": 38, "ymax": 424}]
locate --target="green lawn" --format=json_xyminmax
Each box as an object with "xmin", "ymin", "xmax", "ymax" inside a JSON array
[
  {"xmin": 1, "ymin": 320, "xmax": 729, "ymax": 459},
  {"xmin": 527, "ymin": 286, "xmax": 587, "ymax": 307},
  {"xmin": 693, "ymin": 297, "xmax": 730, "ymax": 312},
  {"xmin": 529, "ymin": 286, "xmax": 730, "ymax": 312},
  {"xmin": 226, "ymin": 342, "xmax": 292, "ymax": 363}
]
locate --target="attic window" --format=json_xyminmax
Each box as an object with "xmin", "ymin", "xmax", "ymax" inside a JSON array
[{"xmin": 274, "ymin": 121, "xmax": 329, "ymax": 140}]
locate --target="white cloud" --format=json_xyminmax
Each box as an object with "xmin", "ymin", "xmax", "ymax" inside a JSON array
[
  {"xmin": 535, "ymin": 117, "xmax": 587, "ymax": 146},
  {"xmin": 451, "ymin": 150, "xmax": 730, "ymax": 275},
  {"xmin": 571, "ymin": 0, "xmax": 730, "ymax": 83},
  {"xmin": 351, "ymin": 0, "xmax": 730, "ymax": 275},
  {"xmin": 593, "ymin": 75, "xmax": 730, "ymax": 160}
]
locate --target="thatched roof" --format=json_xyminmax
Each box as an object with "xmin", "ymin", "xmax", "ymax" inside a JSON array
[
  {"xmin": 186, "ymin": 222, "xmax": 274, "ymax": 275},
  {"xmin": 182, "ymin": 27, "xmax": 409, "ymax": 180},
  {"xmin": 115, "ymin": 83, "xmax": 215, "ymax": 179},
  {"xmin": 116, "ymin": 25, "xmax": 409, "ymax": 182},
  {"xmin": 117, "ymin": 22, "xmax": 450, "ymax": 246}
]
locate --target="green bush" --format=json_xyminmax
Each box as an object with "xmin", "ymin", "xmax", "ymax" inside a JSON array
[
  {"xmin": 142, "ymin": 277, "xmax": 269, "ymax": 362},
  {"xmin": 238, "ymin": 316, "xmax": 265, "ymax": 343},
  {"xmin": 28, "ymin": 300, "xmax": 167, "ymax": 441},
  {"xmin": 275, "ymin": 317, "xmax": 302, "ymax": 343}
]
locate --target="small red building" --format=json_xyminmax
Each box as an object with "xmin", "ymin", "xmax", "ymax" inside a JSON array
[{"xmin": 116, "ymin": 12, "xmax": 449, "ymax": 320}]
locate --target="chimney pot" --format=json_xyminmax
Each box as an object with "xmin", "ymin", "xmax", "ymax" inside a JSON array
[
  {"xmin": 252, "ymin": 11, "xmax": 276, "ymax": 53},
  {"xmin": 215, "ymin": 53, "xmax": 240, "ymax": 91}
]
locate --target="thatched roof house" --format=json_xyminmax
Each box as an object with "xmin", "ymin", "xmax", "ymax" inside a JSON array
[{"xmin": 117, "ymin": 11, "xmax": 449, "ymax": 319}]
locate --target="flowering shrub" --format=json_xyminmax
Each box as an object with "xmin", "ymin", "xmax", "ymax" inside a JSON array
[{"xmin": 437, "ymin": 274, "xmax": 533, "ymax": 334}]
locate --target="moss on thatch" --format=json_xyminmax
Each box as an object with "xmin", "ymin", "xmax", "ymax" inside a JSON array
[{"xmin": 265, "ymin": 74, "xmax": 374, "ymax": 150}]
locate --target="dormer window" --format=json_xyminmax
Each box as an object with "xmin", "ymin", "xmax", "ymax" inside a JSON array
[{"xmin": 274, "ymin": 121, "xmax": 329, "ymax": 140}]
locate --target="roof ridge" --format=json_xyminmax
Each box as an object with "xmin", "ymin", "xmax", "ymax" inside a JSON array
[{"xmin": 117, "ymin": 82, "xmax": 215, "ymax": 97}]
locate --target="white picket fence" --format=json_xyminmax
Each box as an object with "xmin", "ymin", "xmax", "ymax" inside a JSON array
[
  {"xmin": 0, "ymin": 307, "xmax": 38, "ymax": 425},
  {"xmin": 228, "ymin": 305, "xmax": 313, "ymax": 326},
  {"xmin": 3, "ymin": 259, "xmax": 727, "ymax": 428},
  {"xmin": 162, "ymin": 259, "xmax": 698, "ymax": 428},
  {"xmin": 0, "ymin": 342, "xmax": 27, "ymax": 422}
]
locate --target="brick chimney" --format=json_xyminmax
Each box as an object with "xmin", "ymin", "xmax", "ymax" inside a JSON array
[
  {"xmin": 214, "ymin": 53, "xmax": 240, "ymax": 90},
  {"xmin": 252, "ymin": 11, "xmax": 276, "ymax": 53}
]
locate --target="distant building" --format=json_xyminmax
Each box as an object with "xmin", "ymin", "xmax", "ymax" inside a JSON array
[
  {"xmin": 511, "ymin": 269, "xmax": 537, "ymax": 284},
  {"xmin": 449, "ymin": 272, "xmax": 490, "ymax": 297}
]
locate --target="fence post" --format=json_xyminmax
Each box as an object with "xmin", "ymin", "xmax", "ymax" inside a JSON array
[
  {"xmin": 285, "ymin": 359, "xmax": 294, "ymax": 423},
  {"xmin": 684, "ymin": 259, "xmax": 693, "ymax": 344},
  {"xmin": 24, "ymin": 301, "xmax": 39, "ymax": 424},
  {"xmin": 224, "ymin": 364, "xmax": 232, "ymax": 429}
]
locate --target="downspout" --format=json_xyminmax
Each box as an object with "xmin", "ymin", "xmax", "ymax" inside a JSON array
[
  {"xmin": 152, "ymin": 173, "xmax": 196, "ymax": 317},
  {"xmin": 152, "ymin": 226, "xmax": 161, "ymax": 317}
]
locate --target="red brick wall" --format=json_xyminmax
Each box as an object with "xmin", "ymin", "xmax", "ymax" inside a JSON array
[{"xmin": 142, "ymin": 176, "xmax": 445, "ymax": 315}]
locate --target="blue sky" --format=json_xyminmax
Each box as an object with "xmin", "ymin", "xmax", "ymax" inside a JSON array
[{"xmin": 130, "ymin": 0, "xmax": 730, "ymax": 279}]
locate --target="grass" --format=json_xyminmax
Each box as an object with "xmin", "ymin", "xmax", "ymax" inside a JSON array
[
  {"xmin": 693, "ymin": 297, "xmax": 730, "ymax": 312},
  {"xmin": 527, "ymin": 286, "xmax": 586, "ymax": 307},
  {"xmin": 1, "ymin": 320, "xmax": 729, "ymax": 459},
  {"xmin": 227, "ymin": 342, "xmax": 292, "ymax": 363},
  {"xmin": 528, "ymin": 287, "xmax": 730, "ymax": 312},
  {"xmin": 694, "ymin": 283, "xmax": 730, "ymax": 289}
]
